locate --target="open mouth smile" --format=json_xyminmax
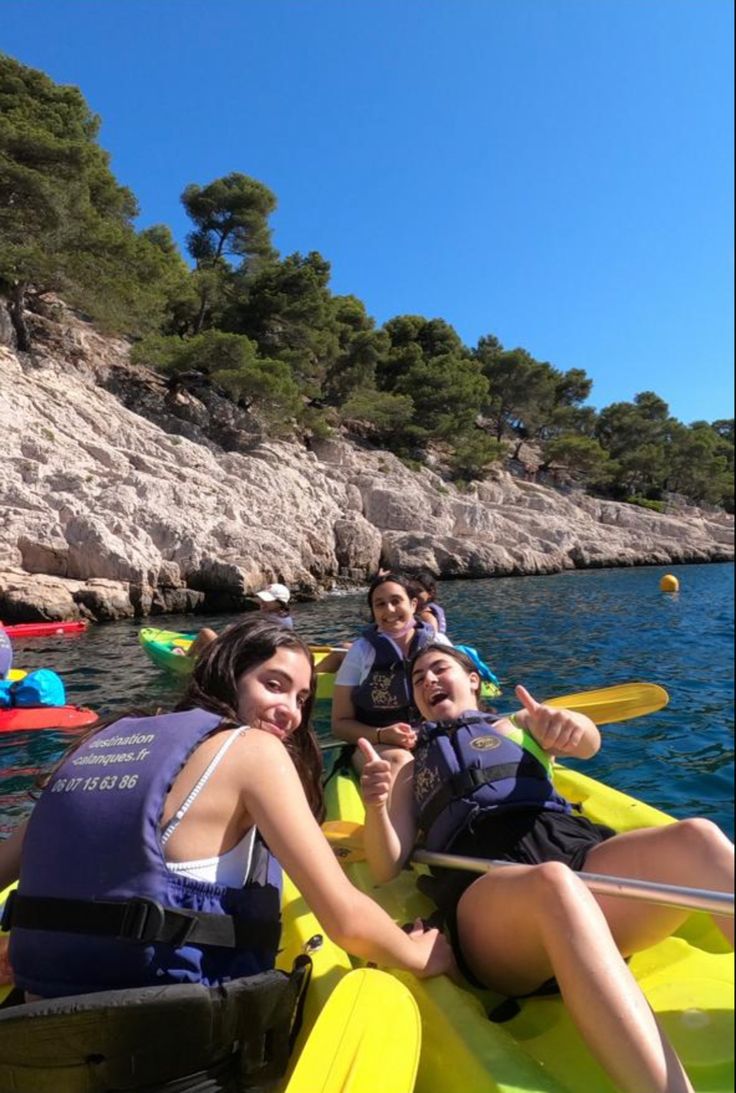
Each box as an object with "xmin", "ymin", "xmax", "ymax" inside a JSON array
[{"xmin": 428, "ymin": 690, "xmax": 449, "ymax": 707}]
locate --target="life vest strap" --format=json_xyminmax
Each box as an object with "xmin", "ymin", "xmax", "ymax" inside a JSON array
[
  {"xmin": 419, "ymin": 760, "xmax": 548, "ymax": 836},
  {"xmin": 3, "ymin": 891, "xmax": 280, "ymax": 951}
]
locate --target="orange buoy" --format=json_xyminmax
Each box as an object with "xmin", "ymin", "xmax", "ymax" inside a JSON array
[{"xmin": 659, "ymin": 574, "xmax": 680, "ymax": 592}]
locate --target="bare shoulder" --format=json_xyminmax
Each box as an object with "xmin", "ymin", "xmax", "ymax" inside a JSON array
[{"xmin": 222, "ymin": 727, "xmax": 296, "ymax": 782}]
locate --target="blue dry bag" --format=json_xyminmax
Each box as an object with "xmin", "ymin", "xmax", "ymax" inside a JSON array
[{"xmin": 0, "ymin": 669, "xmax": 66, "ymax": 710}]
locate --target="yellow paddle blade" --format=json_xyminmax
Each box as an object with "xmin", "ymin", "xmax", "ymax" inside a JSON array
[
  {"xmin": 542, "ymin": 682, "xmax": 669, "ymax": 724},
  {"xmin": 285, "ymin": 967, "xmax": 421, "ymax": 1093}
]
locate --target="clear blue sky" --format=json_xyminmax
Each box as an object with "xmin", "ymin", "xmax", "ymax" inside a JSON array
[{"xmin": 3, "ymin": 0, "xmax": 733, "ymax": 424}]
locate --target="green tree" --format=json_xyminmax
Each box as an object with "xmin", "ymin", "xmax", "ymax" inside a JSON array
[
  {"xmin": 0, "ymin": 54, "xmax": 186, "ymax": 347},
  {"xmin": 595, "ymin": 392, "xmax": 673, "ymax": 498},
  {"xmin": 181, "ymin": 172, "xmax": 277, "ymax": 333},
  {"xmin": 391, "ymin": 353, "xmax": 489, "ymax": 443},
  {"xmin": 226, "ymin": 251, "xmax": 340, "ymax": 395},
  {"xmin": 340, "ymin": 389, "xmax": 415, "ymax": 443},
  {"xmin": 543, "ymin": 434, "xmax": 615, "ymax": 487},
  {"xmin": 474, "ymin": 339, "xmax": 593, "ymax": 445},
  {"xmin": 666, "ymin": 422, "xmax": 734, "ymax": 508},
  {"xmin": 322, "ymin": 295, "xmax": 389, "ymax": 404},
  {"xmin": 448, "ymin": 433, "xmax": 506, "ymax": 481},
  {"xmin": 132, "ymin": 330, "xmax": 301, "ymax": 430}
]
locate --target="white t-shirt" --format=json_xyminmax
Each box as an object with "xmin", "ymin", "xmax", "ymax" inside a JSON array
[{"xmin": 334, "ymin": 630, "xmax": 453, "ymax": 688}]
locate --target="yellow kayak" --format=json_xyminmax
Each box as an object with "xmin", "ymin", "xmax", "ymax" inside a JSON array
[
  {"xmin": 324, "ymin": 766, "xmax": 734, "ymax": 1093},
  {"xmin": 285, "ymin": 966, "xmax": 421, "ymax": 1093}
]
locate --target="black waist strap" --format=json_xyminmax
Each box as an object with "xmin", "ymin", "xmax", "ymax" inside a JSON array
[
  {"xmin": 419, "ymin": 760, "xmax": 548, "ymax": 836},
  {"xmin": 2, "ymin": 891, "xmax": 280, "ymax": 951}
]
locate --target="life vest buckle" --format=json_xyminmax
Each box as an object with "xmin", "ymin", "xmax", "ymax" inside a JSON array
[{"xmin": 118, "ymin": 897, "xmax": 166, "ymax": 943}]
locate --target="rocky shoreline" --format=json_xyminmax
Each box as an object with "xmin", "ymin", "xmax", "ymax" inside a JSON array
[{"xmin": 1, "ymin": 302, "xmax": 733, "ymax": 624}]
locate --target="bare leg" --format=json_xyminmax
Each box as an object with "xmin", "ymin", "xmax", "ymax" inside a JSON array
[
  {"xmin": 456, "ymin": 861, "xmax": 694, "ymax": 1093},
  {"xmin": 187, "ymin": 628, "xmax": 217, "ymax": 660},
  {"xmin": 317, "ymin": 650, "xmax": 347, "ymax": 674},
  {"xmin": 584, "ymin": 818, "xmax": 734, "ymax": 949}
]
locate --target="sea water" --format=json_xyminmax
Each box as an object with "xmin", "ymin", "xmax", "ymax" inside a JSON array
[{"xmin": 1, "ymin": 562, "xmax": 732, "ymax": 838}]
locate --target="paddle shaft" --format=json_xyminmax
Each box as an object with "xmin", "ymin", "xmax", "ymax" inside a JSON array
[{"xmin": 412, "ymin": 849, "xmax": 734, "ymax": 917}]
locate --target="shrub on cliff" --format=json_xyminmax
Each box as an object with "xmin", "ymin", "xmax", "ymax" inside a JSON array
[{"xmin": 131, "ymin": 329, "xmax": 302, "ymax": 432}]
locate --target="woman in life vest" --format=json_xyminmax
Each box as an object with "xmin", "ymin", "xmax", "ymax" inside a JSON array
[
  {"xmin": 358, "ymin": 644, "xmax": 734, "ymax": 1093},
  {"xmin": 331, "ymin": 573, "xmax": 452, "ymax": 776},
  {"xmin": 0, "ymin": 619, "xmax": 453, "ymax": 1003}
]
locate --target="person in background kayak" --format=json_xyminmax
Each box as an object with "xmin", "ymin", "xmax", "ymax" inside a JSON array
[
  {"xmin": 0, "ymin": 620, "xmax": 453, "ymax": 999},
  {"xmin": 407, "ymin": 569, "xmax": 448, "ymax": 634},
  {"xmin": 358, "ymin": 644, "xmax": 734, "ymax": 1093},
  {"xmin": 331, "ymin": 573, "xmax": 452, "ymax": 777},
  {"xmin": 254, "ymin": 582, "xmax": 294, "ymax": 628},
  {"xmin": 186, "ymin": 581, "xmax": 295, "ymax": 662}
]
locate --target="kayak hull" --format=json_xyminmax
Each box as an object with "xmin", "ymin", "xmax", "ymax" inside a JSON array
[
  {"xmin": 324, "ymin": 764, "xmax": 734, "ymax": 1093},
  {"xmin": 0, "ymin": 706, "xmax": 98, "ymax": 734},
  {"xmin": 2, "ymin": 622, "xmax": 88, "ymax": 639}
]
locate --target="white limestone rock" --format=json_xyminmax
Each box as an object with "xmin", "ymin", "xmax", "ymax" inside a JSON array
[{"xmin": 0, "ymin": 302, "xmax": 732, "ymax": 622}]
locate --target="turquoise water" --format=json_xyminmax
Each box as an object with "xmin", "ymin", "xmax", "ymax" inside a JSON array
[{"xmin": 1, "ymin": 562, "xmax": 733, "ymax": 838}]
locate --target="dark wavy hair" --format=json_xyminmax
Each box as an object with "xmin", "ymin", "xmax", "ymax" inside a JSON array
[
  {"xmin": 178, "ymin": 616, "xmax": 324, "ymax": 821},
  {"xmin": 407, "ymin": 568, "xmax": 437, "ymax": 599},
  {"xmin": 366, "ymin": 572, "xmax": 419, "ymax": 621}
]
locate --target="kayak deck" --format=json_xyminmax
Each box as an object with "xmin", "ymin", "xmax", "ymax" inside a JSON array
[{"xmin": 324, "ymin": 765, "xmax": 734, "ymax": 1093}]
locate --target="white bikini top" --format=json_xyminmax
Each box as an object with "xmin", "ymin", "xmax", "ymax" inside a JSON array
[{"xmin": 161, "ymin": 727, "xmax": 257, "ymax": 888}]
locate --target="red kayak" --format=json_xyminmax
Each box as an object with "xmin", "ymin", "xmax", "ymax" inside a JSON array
[
  {"xmin": 0, "ymin": 706, "xmax": 98, "ymax": 734},
  {"xmin": 1, "ymin": 621, "xmax": 88, "ymax": 639}
]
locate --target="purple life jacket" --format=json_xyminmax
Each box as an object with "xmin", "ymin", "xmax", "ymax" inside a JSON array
[
  {"xmin": 352, "ymin": 621, "xmax": 436, "ymax": 728},
  {"xmin": 0, "ymin": 629, "xmax": 11, "ymax": 679},
  {"xmin": 9, "ymin": 709, "xmax": 282, "ymax": 999},
  {"xmin": 424, "ymin": 603, "xmax": 447, "ymax": 634},
  {"xmin": 413, "ymin": 712, "xmax": 571, "ymax": 851}
]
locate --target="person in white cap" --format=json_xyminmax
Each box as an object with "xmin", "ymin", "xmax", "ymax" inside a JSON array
[
  {"xmin": 185, "ymin": 583, "xmax": 295, "ymax": 661},
  {"xmin": 255, "ymin": 584, "xmax": 294, "ymax": 629}
]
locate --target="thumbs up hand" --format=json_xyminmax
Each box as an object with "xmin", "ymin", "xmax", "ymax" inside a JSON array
[
  {"xmin": 514, "ymin": 684, "xmax": 586, "ymax": 756},
  {"xmin": 357, "ymin": 737, "xmax": 392, "ymax": 809}
]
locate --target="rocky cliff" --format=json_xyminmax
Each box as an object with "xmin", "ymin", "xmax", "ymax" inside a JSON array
[{"xmin": 1, "ymin": 301, "xmax": 733, "ymax": 622}]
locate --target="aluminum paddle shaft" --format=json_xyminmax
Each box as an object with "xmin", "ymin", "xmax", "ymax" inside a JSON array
[{"xmin": 412, "ymin": 850, "xmax": 734, "ymax": 917}]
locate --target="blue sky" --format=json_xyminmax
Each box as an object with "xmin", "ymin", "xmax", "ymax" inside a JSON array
[{"xmin": 2, "ymin": 0, "xmax": 733, "ymax": 424}]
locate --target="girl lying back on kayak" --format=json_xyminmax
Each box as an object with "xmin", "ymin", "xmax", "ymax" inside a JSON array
[
  {"xmin": 358, "ymin": 644, "xmax": 734, "ymax": 1093},
  {"xmin": 0, "ymin": 620, "xmax": 453, "ymax": 1086}
]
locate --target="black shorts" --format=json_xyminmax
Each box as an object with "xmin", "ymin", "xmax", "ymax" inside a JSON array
[{"xmin": 419, "ymin": 807, "xmax": 615, "ymax": 989}]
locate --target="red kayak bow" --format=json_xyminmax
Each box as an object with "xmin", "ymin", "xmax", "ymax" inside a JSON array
[{"xmin": 1, "ymin": 621, "xmax": 88, "ymax": 639}]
